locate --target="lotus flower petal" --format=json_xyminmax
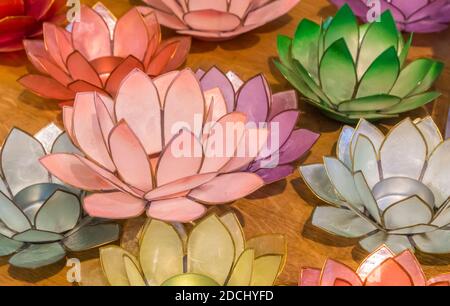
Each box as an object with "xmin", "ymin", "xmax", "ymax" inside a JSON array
[
  {"xmin": 200, "ymin": 67, "xmax": 235, "ymax": 112},
  {"xmin": 20, "ymin": 3, "xmax": 190, "ymax": 104},
  {"xmin": 412, "ymin": 229, "xmax": 450, "ymax": 254},
  {"xmin": 84, "ymin": 192, "xmax": 146, "ymax": 219},
  {"xmin": 9, "ymin": 243, "xmax": 66, "ymax": 269},
  {"xmin": 320, "ymin": 259, "xmax": 362, "ymax": 286},
  {"xmin": 382, "ymin": 196, "xmax": 433, "ymax": 230},
  {"xmin": 312, "ymin": 206, "xmax": 377, "ymax": 238},
  {"xmin": 189, "ymin": 173, "xmax": 264, "ymax": 204},
  {"xmin": 428, "ymin": 274, "xmax": 450, "ymax": 286},
  {"xmin": 331, "ymin": 0, "xmax": 450, "ymax": 33},
  {"xmin": 380, "ymin": 119, "xmax": 426, "ymax": 180},
  {"xmin": 423, "ymin": 139, "xmax": 450, "ymax": 208},
  {"xmin": 147, "ymin": 197, "xmax": 207, "ymax": 222},
  {"xmin": 0, "ymin": 235, "xmax": 24, "ymax": 256},
  {"xmin": 139, "ymin": 219, "xmax": 183, "ymax": 286},
  {"xmin": 143, "ymin": 0, "xmax": 299, "ymax": 40},
  {"xmin": 227, "ymin": 249, "xmax": 254, "ymax": 286},
  {"xmin": 63, "ymin": 223, "xmax": 120, "ymax": 252},
  {"xmin": 359, "ymin": 232, "xmax": 413, "ymax": 254}
]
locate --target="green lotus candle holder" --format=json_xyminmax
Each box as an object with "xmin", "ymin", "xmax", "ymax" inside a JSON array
[
  {"xmin": 275, "ymin": 4, "xmax": 444, "ymax": 124},
  {"xmin": 0, "ymin": 124, "xmax": 119, "ymax": 269}
]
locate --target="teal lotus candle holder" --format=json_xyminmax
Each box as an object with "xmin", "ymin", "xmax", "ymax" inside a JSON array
[
  {"xmin": 300, "ymin": 117, "xmax": 450, "ymax": 254},
  {"xmin": 275, "ymin": 4, "xmax": 444, "ymax": 124},
  {"xmin": 0, "ymin": 124, "xmax": 119, "ymax": 269}
]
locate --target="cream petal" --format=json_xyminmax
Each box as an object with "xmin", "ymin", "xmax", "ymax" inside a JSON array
[
  {"xmin": 382, "ymin": 196, "xmax": 433, "ymax": 230},
  {"xmin": 350, "ymin": 119, "xmax": 384, "ymax": 158},
  {"xmin": 412, "ymin": 229, "xmax": 450, "ymax": 254},
  {"xmin": 352, "ymin": 135, "xmax": 380, "ymax": 189},
  {"xmin": 354, "ymin": 172, "xmax": 382, "ymax": 224},
  {"xmin": 415, "ymin": 117, "xmax": 443, "ymax": 157},
  {"xmin": 139, "ymin": 219, "xmax": 183, "ymax": 285},
  {"xmin": 336, "ymin": 125, "xmax": 354, "ymax": 169},
  {"xmin": 312, "ymin": 206, "xmax": 377, "ymax": 238},
  {"xmin": 187, "ymin": 214, "xmax": 234, "ymax": 285},
  {"xmin": 323, "ymin": 157, "xmax": 363, "ymax": 210},
  {"xmin": 432, "ymin": 199, "xmax": 450, "ymax": 228},
  {"xmin": 299, "ymin": 164, "xmax": 345, "ymax": 207},
  {"xmin": 359, "ymin": 232, "xmax": 414, "ymax": 254},
  {"xmin": 423, "ymin": 139, "xmax": 450, "ymax": 208},
  {"xmin": 380, "ymin": 118, "xmax": 427, "ymax": 180}
]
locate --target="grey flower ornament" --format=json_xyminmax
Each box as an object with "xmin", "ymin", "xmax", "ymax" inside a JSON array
[
  {"xmin": 0, "ymin": 124, "xmax": 119, "ymax": 269},
  {"xmin": 300, "ymin": 117, "xmax": 450, "ymax": 254}
]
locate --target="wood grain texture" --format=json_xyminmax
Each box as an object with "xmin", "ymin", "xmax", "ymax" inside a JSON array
[{"xmin": 0, "ymin": 0, "xmax": 448, "ymax": 286}]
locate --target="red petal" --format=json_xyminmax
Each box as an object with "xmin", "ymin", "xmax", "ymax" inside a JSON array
[
  {"xmin": 104, "ymin": 55, "xmax": 144, "ymax": 97},
  {"xmin": 18, "ymin": 74, "xmax": 75, "ymax": 100},
  {"xmin": 365, "ymin": 258, "xmax": 414, "ymax": 286},
  {"xmin": 66, "ymin": 51, "xmax": 103, "ymax": 87},
  {"xmin": 0, "ymin": 0, "xmax": 25, "ymax": 20}
]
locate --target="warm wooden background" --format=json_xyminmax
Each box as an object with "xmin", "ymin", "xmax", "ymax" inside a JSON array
[{"xmin": 0, "ymin": 0, "xmax": 449, "ymax": 286}]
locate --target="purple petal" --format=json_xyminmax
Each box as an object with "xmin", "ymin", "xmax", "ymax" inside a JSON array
[
  {"xmin": 235, "ymin": 75, "xmax": 270, "ymax": 123},
  {"xmin": 278, "ymin": 129, "xmax": 320, "ymax": 165},
  {"xmin": 255, "ymin": 165, "xmax": 294, "ymax": 184},
  {"xmin": 199, "ymin": 66, "xmax": 235, "ymax": 112}
]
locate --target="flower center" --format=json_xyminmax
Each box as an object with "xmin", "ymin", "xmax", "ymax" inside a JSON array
[{"xmin": 372, "ymin": 177, "xmax": 435, "ymax": 211}]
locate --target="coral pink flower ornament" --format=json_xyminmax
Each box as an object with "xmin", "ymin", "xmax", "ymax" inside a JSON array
[
  {"xmin": 19, "ymin": 3, "xmax": 191, "ymax": 106},
  {"xmin": 0, "ymin": 0, "xmax": 66, "ymax": 52},
  {"xmin": 300, "ymin": 245, "xmax": 450, "ymax": 286},
  {"xmin": 41, "ymin": 68, "xmax": 271, "ymax": 223},
  {"xmin": 143, "ymin": 0, "xmax": 301, "ymax": 41}
]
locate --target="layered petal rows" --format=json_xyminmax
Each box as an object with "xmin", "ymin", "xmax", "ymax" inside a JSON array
[
  {"xmin": 41, "ymin": 68, "xmax": 280, "ymax": 222},
  {"xmin": 0, "ymin": 124, "xmax": 118, "ymax": 269},
  {"xmin": 19, "ymin": 3, "xmax": 191, "ymax": 105},
  {"xmin": 197, "ymin": 67, "xmax": 319, "ymax": 184},
  {"xmin": 0, "ymin": 0, "xmax": 65, "ymax": 52},
  {"xmin": 275, "ymin": 5, "xmax": 443, "ymax": 123},
  {"xmin": 300, "ymin": 245, "xmax": 450, "ymax": 286},
  {"xmin": 331, "ymin": 0, "xmax": 450, "ymax": 33},
  {"xmin": 143, "ymin": 0, "xmax": 300, "ymax": 40},
  {"xmin": 300, "ymin": 117, "xmax": 450, "ymax": 254},
  {"xmin": 80, "ymin": 213, "xmax": 286, "ymax": 286}
]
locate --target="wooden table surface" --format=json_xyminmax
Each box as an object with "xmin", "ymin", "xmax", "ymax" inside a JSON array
[{"xmin": 0, "ymin": 0, "xmax": 449, "ymax": 286}]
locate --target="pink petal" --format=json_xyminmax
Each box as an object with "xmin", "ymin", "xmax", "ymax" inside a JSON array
[
  {"xmin": 160, "ymin": 0, "xmax": 185, "ymax": 19},
  {"xmin": 156, "ymin": 130, "xmax": 203, "ymax": 186},
  {"xmin": 23, "ymin": 40, "xmax": 48, "ymax": 74},
  {"xmin": 203, "ymin": 88, "xmax": 228, "ymax": 124},
  {"xmin": 244, "ymin": 0, "xmax": 299, "ymax": 26},
  {"xmin": 67, "ymin": 80, "xmax": 109, "ymax": 97},
  {"xmin": 53, "ymin": 26, "xmax": 73, "ymax": 64},
  {"xmin": 72, "ymin": 92, "xmax": 116, "ymax": 171},
  {"xmin": 229, "ymin": 0, "xmax": 252, "ymax": 18},
  {"xmin": 94, "ymin": 95, "xmax": 115, "ymax": 146},
  {"xmin": 148, "ymin": 8, "xmax": 187, "ymax": 30},
  {"xmin": 299, "ymin": 268, "xmax": 321, "ymax": 286},
  {"xmin": 320, "ymin": 259, "xmax": 363, "ymax": 286},
  {"xmin": 90, "ymin": 56, "xmax": 123, "ymax": 83},
  {"xmin": 109, "ymin": 121, "xmax": 153, "ymax": 192},
  {"xmin": 113, "ymin": 8, "xmax": 148, "ymax": 61},
  {"xmin": 183, "ymin": 10, "xmax": 241, "ymax": 32},
  {"xmin": 141, "ymin": 12, "xmax": 161, "ymax": 67},
  {"xmin": 115, "ymin": 69, "xmax": 162, "ymax": 155},
  {"xmin": 105, "ymin": 55, "xmax": 145, "ymax": 97},
  {"xmin": 40, "ymin": 153, "xmax": 116, "ymax": 191},
  {"xmin": 66, "ymin": 51, "xmax": 103, "ymax": 88},
  {"xmin": 189, "ymin": 173, "xmax": 264, "ymax": 204},
  {"xmin": 189, "ymin": 0, "xmax": 228, "ymax": 12},
  {"xmin": 84, "ymin": 192, "xmax": 146, "ymax": 219},
  {"xmin": 161, "ymin": 36, "xmax": 191, "ymax": 73},
  {"xmin": 34, "ymin": 55, "xmax": 72, "ymax": 85},
  {"xmin": 42, "ymin": 23, "xmax": 68, "ymax": 73},
  {"xmin": 163, "ymin": 69, "xmax": 205, "ymax": 144},
  {"xmin": 153, "ymin": 70, "xmax": 179, "ymax": 104},
  {"xmin": 18, "ymin": 75, "xmax": 75, "ymax": 100},
  {"xmin": 394, "ymin": 250, "xmax": 427, "ymax": 286},
  {"xmin": 220, "ymin": 127, "xmax": 268, "ymax": 173},
  {"xmin": 268, "ymin": 90, "xmax": 298, "ymax": 119},
  {"xmin": 428, "ymin": 274, "xmax": 450, "ymax": 286},
  {"xmin": 62, "ymin": 106, "xmax": 77, "ymax": 145},
  {"xmin": 145, "ymin": 172, "xmax": 217, "ymax": 201},
  {"xmin": 72, "ymin": 5, "xmax": 112, "ymax": 60},
  {"xmin": 201, "ymin": 112, "xmax": 247, "ymax": 173},
  {"xmin": 147, "ymin": 197, "xmax": 206, "ymax": 222}
]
